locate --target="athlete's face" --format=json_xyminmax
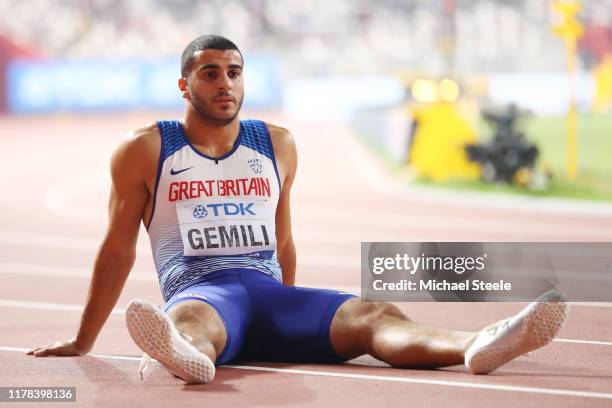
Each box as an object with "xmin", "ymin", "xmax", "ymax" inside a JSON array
[{"xmin": 180, "ymin": 49, "xmax": 244, "ymax": 125}]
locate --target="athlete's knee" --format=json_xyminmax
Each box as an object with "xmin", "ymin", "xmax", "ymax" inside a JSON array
[
  {"xmin": 169, "ymin": 300, "xmax": 205, "ymax": 323},
  {"xmin": 369, "ymin": 302, "xmax": 406, "ymax": 320},
  {"xmin": 336, "ymin": 300, "xmax": 408, "ymax": 331},
  {"xmin": 168, "ymin": 300, "xmax": 226, "ymax": 341},
  {"xmin": 331, "ymin": 300, "xmax": 409, "ymax": 358}
]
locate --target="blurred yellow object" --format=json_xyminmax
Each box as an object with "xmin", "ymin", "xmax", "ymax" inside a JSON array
[
  {"xmin": 551, "ymin": 0, "xmax": 584, "ymax": 46},
  {"xmin": 411, "ymin": 80, "xmax": 438, "ymax": 103},
  {"xmin": 409, "ymin": 102, "xmax": 480, "ymax": 182},
  {"xmin": 593, "ymin": 55, "xmax": 612, "ymax": 112},
  {"xmin": 439, "ymin": 79, "xmax": 460, "ymax": 102},
  {"xmin": 411, "ymin": 78, "xmax": 460, "ymax": 103},
  {"xmin": 513, "ymin": 168, "xmax": 531, "ymax": 187},
  {"xmin": 550, "ymin": 0, "xmax": 583, "ymax": 181}
]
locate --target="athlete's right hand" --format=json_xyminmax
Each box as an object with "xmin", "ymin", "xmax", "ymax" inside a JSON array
[{"xmin": 26, "ymin": 338, "xmax": 89, "ymax": 357}]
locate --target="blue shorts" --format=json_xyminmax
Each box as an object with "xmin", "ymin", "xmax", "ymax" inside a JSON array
[{"xmin": 162, "ymin": 268, "xmax": 357, "ymax": 365}]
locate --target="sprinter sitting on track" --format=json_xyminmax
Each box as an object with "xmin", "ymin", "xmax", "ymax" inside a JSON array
[{"xmin": 27, "ymin": 35, "xmax": 568, "ymax": 383}]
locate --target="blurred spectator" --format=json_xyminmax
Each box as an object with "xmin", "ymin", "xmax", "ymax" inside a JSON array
[{"xmin": 0, "ymin": 0, "xmax": 610, "ymax": 76}]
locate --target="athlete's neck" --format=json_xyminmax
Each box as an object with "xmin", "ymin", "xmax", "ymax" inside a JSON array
[{"xmin": 182, "ymin": 112, "xmax": 240, "ymax": 158}]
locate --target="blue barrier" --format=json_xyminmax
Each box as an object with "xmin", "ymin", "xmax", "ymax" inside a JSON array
[{"xmin": 6, "ymin": 54, "xmax": 282, "ymax": 113}]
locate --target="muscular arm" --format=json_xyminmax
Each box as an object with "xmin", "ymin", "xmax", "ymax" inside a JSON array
[
  {"xmin": 276, "ymin": 182, "xmax": 297, "ymax": 286},
  {"xmin": 269, "ymin": 125, "xmax": 298, "ymax": 286},
  {"xmin": 71, "ymin": 137, "xmax": 150, "ymax": 352},
  {"xmin": 28, "ymin": 126, "xmax": 157, "ymax": 356}
]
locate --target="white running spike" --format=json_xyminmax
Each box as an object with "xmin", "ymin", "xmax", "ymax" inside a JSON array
[
  {"xmin": 126, "ymin": 299, "xmax": 215, "ymax": 384},
  {"xmin": 465, "ymin": 290, "xmax": 569, "ymax": 375}
]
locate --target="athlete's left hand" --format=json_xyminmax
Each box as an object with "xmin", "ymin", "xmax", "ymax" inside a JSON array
[{"xmin": 26, "ymin": 338, "xmax": 87, "ymax": 357}]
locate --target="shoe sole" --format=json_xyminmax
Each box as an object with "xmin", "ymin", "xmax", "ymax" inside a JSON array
[
  {"xmin": 126, "ymin": 300, "xmax": 215, "ymax": 383},
  {"xmin": 467, "ymin": 292, "xmax": 569, "ymax": 374}
]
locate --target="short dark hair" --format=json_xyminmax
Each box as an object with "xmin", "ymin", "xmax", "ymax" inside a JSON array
[{"xmin": 180, "ymin": 35, "xmax": 243, "ymax": 78}]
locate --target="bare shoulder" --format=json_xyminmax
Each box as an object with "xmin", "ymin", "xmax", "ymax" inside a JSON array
[
  {"xmin": 122, "ymin": 123, "xmax": 160, "ymax": 152},
  {"xmin": 113, "ymin": 123, "xmax": 159, "ymax": 159},
  {"xmin": 265, "ymin": 122, "xmax": 297, "ymax": 184},
  {"xmin": 265, "ymin": 122, "xmax": 296, "ymax": 155},
  {"xmin": 111, "ymin": 123, "xmax": 160, "ymax": 183}
]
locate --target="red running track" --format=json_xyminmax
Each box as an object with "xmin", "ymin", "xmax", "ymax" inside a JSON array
[{"xmin": 0, "ymin": 112, "xmax": 611, "ymax": 407}]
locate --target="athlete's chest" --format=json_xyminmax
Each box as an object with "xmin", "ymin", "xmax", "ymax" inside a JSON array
[
  {"xmin": 162, "ymin": 145, "xmax": 276, "ymax": 199},
  {"xmin": 159, "ymin": 146, "xmax": 279, "ymax": 255}
]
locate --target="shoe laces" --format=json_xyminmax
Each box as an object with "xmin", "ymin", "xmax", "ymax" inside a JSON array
[
  {"xmin": 138, "ymin": 330, "xmax": 195, "ymax": 381},
  {"xmin": 486, "ymin": 317, "xmax": 511, "ymax": 336}
]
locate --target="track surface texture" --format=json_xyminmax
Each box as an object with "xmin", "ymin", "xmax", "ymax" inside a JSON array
[{"xmin": 1, "ymin": 111, "xmax": 611, "ymax": 407}]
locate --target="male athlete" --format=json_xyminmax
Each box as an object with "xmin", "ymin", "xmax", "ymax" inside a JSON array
[{"xmin": 27, "ymin": 35, "xmax": 568, "ymax": 383}]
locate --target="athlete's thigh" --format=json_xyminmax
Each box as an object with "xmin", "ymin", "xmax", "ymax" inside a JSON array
[
  {"xmin": 238, "ymin": 271, "xmax": 356, "ymax": 363},
  {"xmin": 162, "ymin": 270, "xmax": 251, "ymax": 365}
]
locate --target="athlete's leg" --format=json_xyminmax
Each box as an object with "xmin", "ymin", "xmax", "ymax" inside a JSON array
[
  {"xmin": 167, "ymin": 300, "xmax": 227, "ymax": 363},
  {"xmin": 235, "ymin": 270, "xmax": 356, "ymax": 363},
  {"xmin": 127, "ymin": 271, "xmax": 252, "ymax": 383},
  {"xmin": 234, "ymin": 270, "xmax": 471, "ymax": 367},
  {"xmin": 330, "ymin": 299, "xmax": 477, "ymax": 368},
  {"xmin": 126, "ymin": 299, "xmax": 217, "ymax": 383},
  {"xmin": 160, "ymin": 272, "xmax": 252, "ymax": 366}
]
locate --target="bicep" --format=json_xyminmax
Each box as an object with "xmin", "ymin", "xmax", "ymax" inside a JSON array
[
  {"xmin": 275, "ymin": 135, "xmax": 297, "ymax": 250},
  {"xmin": 102, "ymin": 145, "xmax": 149, "ymax": 254},
  {"xmin": 275, "ymin": 182, "xmax": 293, "ymax": 250}
]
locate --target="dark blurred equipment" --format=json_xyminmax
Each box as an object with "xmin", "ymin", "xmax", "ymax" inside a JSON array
[{"xmin": 465, "ymin": 104, "xmax": 539, "ymax": 183}]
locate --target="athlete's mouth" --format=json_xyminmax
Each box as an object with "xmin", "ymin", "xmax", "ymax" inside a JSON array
[{"xmin": 213, "ymin": 97, "xmax": 235, "ymax": 103}]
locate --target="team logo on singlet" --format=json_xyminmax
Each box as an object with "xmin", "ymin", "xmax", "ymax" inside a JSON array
[
  {"xmin": 192, "ymin": 205, "xmax": 208, "ymax": 219},
  {"xmin": 248, "ymin": 158, "xmax": 263, "ymax": 174}
]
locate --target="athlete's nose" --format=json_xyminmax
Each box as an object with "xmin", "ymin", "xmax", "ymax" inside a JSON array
[{"xmin": 218, "ymin": 73, "xmax": 233, "ymax": 91}]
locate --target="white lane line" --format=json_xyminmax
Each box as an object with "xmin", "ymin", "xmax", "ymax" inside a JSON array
[
  {"xmin": 0, "ymin": 299, "xmax": 125, "ymax": 315},
  {"xmin": 0, "ymin": 263, "xmax": 157, "ymax": 282},
  {"xmin": 0, "ymin": 263, "xmax": 362, "ymax": 291},
  {"xmin": 224, "ymin": 365, "xmax": 612, "ymax": 400},
  {"xmin": 5, "ymin": 262, "xmax": 612, "ymax": 310},
  {"xmin": 0, "ymin": 298, "xmax": 610, "ymax": 348},
  {"xmin": 0, "ymin": 230, "xmax": 362, "ymax": 268},
  {"xmin": 1, "ymin": 346, "xmax": 143, "ymax": 362},
  {"xmin": 0, "ymin": 229, "xmax": 152, "ymax": 254},
  {"xmin": 0, "ymin": 261, "xmax": 362, "ymax": 293},
  {"xmin": 2, "ymin": 262, "xmax": 612, "ymax": 310},
  {"xmin": 2, "ymin": 346, "xmax": 611, "ymax": 400},
  {"xmin": 569, "ymin": 302, "xmax": 612, "ymax": 309},
  {"xmin": 554, "ymin": 338, "xmax": 612, "ymax": 346}
]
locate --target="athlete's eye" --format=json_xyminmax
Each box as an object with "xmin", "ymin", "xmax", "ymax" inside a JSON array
[
  {"xmin": 228, "ymin": 70, "xmax": 241, "ymax": 79},
  {"xmin": 203, "ymin": 71, "xmax": 217, "ymax": 79}
]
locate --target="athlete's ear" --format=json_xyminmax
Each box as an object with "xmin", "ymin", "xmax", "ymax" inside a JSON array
[{"xmin": 178, "ymin": 78, "xmax": 190, "ymax": 99}]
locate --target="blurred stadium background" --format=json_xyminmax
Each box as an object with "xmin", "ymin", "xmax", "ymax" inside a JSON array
[
  {"xmin": 2, "ymin": 5, "xmax": 612, "ymax": 405},
  {"xmin": 0, "ymin": 0, "xmax": 611, "ymax": 199}
]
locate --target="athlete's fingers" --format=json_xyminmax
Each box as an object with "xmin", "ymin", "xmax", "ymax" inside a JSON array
[
  {"xmin": 32, "ymin": 343, "xmax": 59, "ymax": 357},
  {"xmin": 33, "ymin": 349, "xmax": 50, "ymax": 357},
  {"xmin": 36, "ymin": 344, "xmax": 81, "ymax": 357},
  {"xmin": 27, "ymin": 346, "xmax": 49, "ymax": 355},
  {"xmin": 27, "ymin": 343, "xmax": 53, "ymax": 356}
]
